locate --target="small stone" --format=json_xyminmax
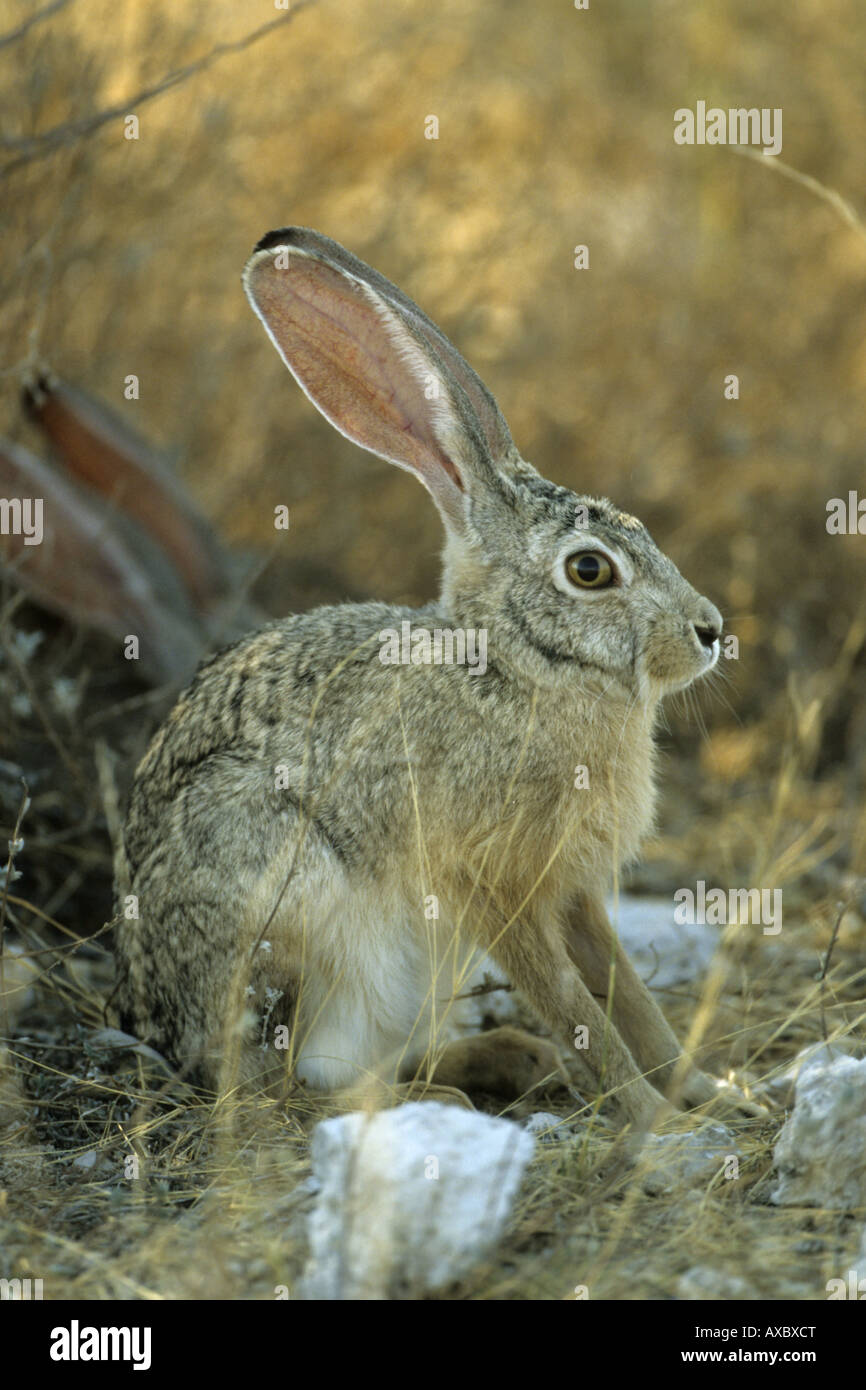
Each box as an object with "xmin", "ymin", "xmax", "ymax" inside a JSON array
[
  {"xmin": 523, "ymin": 1112, "xmax": 572, "ymax": 1143},
  {"xmin": 677, "ymin": 1266, "xmax": 754, "ymax": 1300},
  {"xmin": 641, "ymin": 1125, "xmax": 739, "ymax": 1197}
]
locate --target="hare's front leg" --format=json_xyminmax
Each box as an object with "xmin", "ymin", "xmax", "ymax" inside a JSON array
[
  {"xmin": 562, "ymin": 890, "xmax": 764, "ymax": 1116},
  {"xmin": 480, "ymin": 910, "xmax": 669, "ymax": 1130}
]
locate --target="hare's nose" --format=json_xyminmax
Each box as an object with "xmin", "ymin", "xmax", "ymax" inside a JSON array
[{"xmin": 692, "ymin": 600, "xmax": 723, "ymax": 649}]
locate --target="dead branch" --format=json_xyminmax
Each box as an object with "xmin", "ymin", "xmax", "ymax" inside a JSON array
[{"xmin": 0, "ymin": 2, "xmax": 315, "ymax": 178}]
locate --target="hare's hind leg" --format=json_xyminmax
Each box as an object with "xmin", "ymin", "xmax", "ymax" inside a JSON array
[
  {"xmin": 327, "ymin": 1028, "xmax": 565, "ymax": 1111},
  {"xmin": 417, "ymin": 1026, "xmax": 568, "ymax": 1101}
]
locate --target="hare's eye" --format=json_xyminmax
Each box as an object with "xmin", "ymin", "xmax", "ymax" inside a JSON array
[{"xmin": 566, "ymin": 551, "xmax": 614, "ymax": 589}]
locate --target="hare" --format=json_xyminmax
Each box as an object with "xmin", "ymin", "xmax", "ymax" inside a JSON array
[{"xmin": 114, "ymin": 228, "xmax": 757, "ymax": 1129}]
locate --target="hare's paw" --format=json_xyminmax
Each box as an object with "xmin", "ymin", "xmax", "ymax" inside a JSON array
[
  {"xmin": 429, "ymin": 1027, "xmax": 568, "ymax": 1100},
  {"xmin": 679, "ymin": 1068, "xmax": 770, "ymax": 1120},
  {"xmin": 393, "ymin": 1081, "xmax": 475, "ymax": 1110},
  {"xmin": 336, "ymin": 1076, "xmax": 474, "ymax": 1113}
]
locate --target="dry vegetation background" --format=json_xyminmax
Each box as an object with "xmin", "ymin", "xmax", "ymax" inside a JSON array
[{"xmin": 0, "ymin": 0, "xmax": 864, "ymax": 1301}]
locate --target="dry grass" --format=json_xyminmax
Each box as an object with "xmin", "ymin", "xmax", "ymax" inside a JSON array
[{"xmin": 1, "ymin": 0, "xmax": 865, "ymax": 1299}]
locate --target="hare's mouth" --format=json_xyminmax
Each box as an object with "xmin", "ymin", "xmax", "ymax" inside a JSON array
[
  {"xmin": 642, "ymin": 635, "xmax": 719, "ymax": 695},
  {"xmin": 700, "ymin": 636, "xmax": 720, "ymax": 671},
  {"xmin": 680, "ymin": 620, "xmax": 721, "ymax": 685},
  {"xmin": 685, "ymin": 636, "xmax": 720, "ymax": 684}
]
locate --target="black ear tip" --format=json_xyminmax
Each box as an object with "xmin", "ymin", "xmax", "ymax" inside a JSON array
[{"xmin": 251, "ymin": 226, "xmax": 307, "ymax": 256}]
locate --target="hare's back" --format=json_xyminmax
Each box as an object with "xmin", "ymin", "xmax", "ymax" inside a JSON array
[{"xmin": 120, "ymin": 600, "xmax": 448, "ymax": 881}]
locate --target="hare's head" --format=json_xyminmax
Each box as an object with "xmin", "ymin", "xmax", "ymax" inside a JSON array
[{"xmin": 244, "ymin": 229, "xmax": 721, "ymax": 704}]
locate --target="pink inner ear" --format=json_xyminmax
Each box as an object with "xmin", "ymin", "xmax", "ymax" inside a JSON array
[{"xmin": 248, "ymin": 256, "xmax": 465, "ymax": 494}]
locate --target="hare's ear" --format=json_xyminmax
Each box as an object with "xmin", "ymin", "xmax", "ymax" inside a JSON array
[{"xmin": 243, "ymin": 229, "xmax": 510, "ymax": 532}]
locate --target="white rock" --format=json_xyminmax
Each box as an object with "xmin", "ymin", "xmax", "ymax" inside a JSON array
[
  {"xmin": 300, "ymin": 1102, "xmax": 534, "ymax": 1299},
  {"xmin": 608, "ymin": 897, "xmax": 719, "ymax": 988},
  {"xmin": 764, "ymin": 1041, "xmax": 852, "ymax": 1100},
  {"xmin": 641, "ymin": 1125, "xmax": 739, "ymax": 1197},
  {"xmin": 772, "ymin": 1052, "xmax": 866, "ymax": 1209}
]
